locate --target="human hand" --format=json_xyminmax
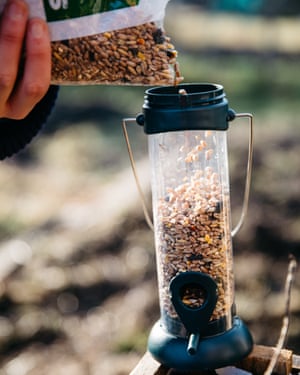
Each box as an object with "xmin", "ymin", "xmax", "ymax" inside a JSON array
[{"xmin": 0, "ymin": 0, "xmax": 51, "ymax": 119}]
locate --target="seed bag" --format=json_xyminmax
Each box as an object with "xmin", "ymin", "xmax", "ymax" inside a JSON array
[{"xmin": 0, "ymin": 0, "xmax": 183, "ymax": 85}]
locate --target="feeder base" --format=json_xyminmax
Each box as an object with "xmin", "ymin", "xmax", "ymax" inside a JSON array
[{"xmin": 148, "ymin": 316, "xmax": 253, "ymax": 371}]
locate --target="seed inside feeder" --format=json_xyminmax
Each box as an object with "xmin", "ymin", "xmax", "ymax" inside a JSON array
[{"xmin": 180, "ymin": 283, "xmax": 207, "ymax": 309}]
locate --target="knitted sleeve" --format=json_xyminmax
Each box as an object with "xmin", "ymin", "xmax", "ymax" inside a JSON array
[{"xmin": 0, "ymin": 85, "xmax": 59, "ymax": 160}]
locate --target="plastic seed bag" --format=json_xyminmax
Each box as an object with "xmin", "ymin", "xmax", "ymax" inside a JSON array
[{"xmin": 0, "ymin": 0, "xmax": 183, "ymax": 86}]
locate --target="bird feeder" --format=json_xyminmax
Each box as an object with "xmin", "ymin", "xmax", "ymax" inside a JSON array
[{"xmin": 123, "ymin": 83, "xmax": 254, "ymax": 371}]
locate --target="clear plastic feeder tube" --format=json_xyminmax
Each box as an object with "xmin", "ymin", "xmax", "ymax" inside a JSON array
[
  {"xmin": 132, "ymin": 83, "xmax": 254, "ymax": 369},
  {"xmin": 149, "ymin": 129, "xmax": 234, "ymax": 337}
]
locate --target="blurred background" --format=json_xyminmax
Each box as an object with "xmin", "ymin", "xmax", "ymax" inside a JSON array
[{"xmin": 0, "ymin": 1, "xmax": 299, "ymax": 374}]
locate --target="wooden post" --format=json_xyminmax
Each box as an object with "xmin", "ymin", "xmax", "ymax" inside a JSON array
[
  {"xmin": 129, "ymin": 352, "xmax": 213, "ymax": 375},
  {"xmin": 130, "ymin": 346, "xmax": 294, "ymax": 375},
  {"xmin": 129, "ymin": 352, "xmax": 166, "ymax": 375}
]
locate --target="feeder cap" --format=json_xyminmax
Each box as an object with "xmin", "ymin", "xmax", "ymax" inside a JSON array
[{"xmin": 142, "ymin": 83, "xmax": 231, "ymax": 134}]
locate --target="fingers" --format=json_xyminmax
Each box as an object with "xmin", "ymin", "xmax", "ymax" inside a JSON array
[
  {"xmin": 9, "ymin": 18, "xmax": 51, "ymax": 118},
  {"xmin": 0, "ymin": 0, "xmax": 28, "ymax": 116},
  {"xmin": 0, "ymin": 0, "xmax": 51, "ymax": 120}
]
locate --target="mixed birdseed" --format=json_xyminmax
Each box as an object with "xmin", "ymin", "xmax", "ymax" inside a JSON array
[
  {"xmin": 51, "ymin": 22, "xmax": 183, "ymax": 85},
  {"xmin": 156, "ymin": 136, "xmax": 234, "ymax": 331}
]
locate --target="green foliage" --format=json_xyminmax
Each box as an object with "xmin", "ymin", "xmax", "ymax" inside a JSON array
[
  {"xmin": 114, "ymin": 331, "xmax": 148, "ymax": 353},
  {"xmin": 177, "ymin": 53, "xmax": 300, "ymax": 116}
]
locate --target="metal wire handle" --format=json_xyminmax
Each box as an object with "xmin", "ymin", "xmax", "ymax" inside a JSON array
[
  {"xmin": 122, "ymin": 118, "xmax": 154, "ymax": 231},
  {"xmin": 231, "ymin": 113, "xmax": 254, "ymax": 237}
]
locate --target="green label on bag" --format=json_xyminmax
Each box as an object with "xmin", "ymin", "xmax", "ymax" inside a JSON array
[{"xmin": 43, "ymin": 0, "xmax": 140, "ymax": 22}]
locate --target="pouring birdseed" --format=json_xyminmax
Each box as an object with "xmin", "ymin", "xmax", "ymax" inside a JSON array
[{"xmin": 0, "ymin": 0, "xmax": 183, "ymax": 85}]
